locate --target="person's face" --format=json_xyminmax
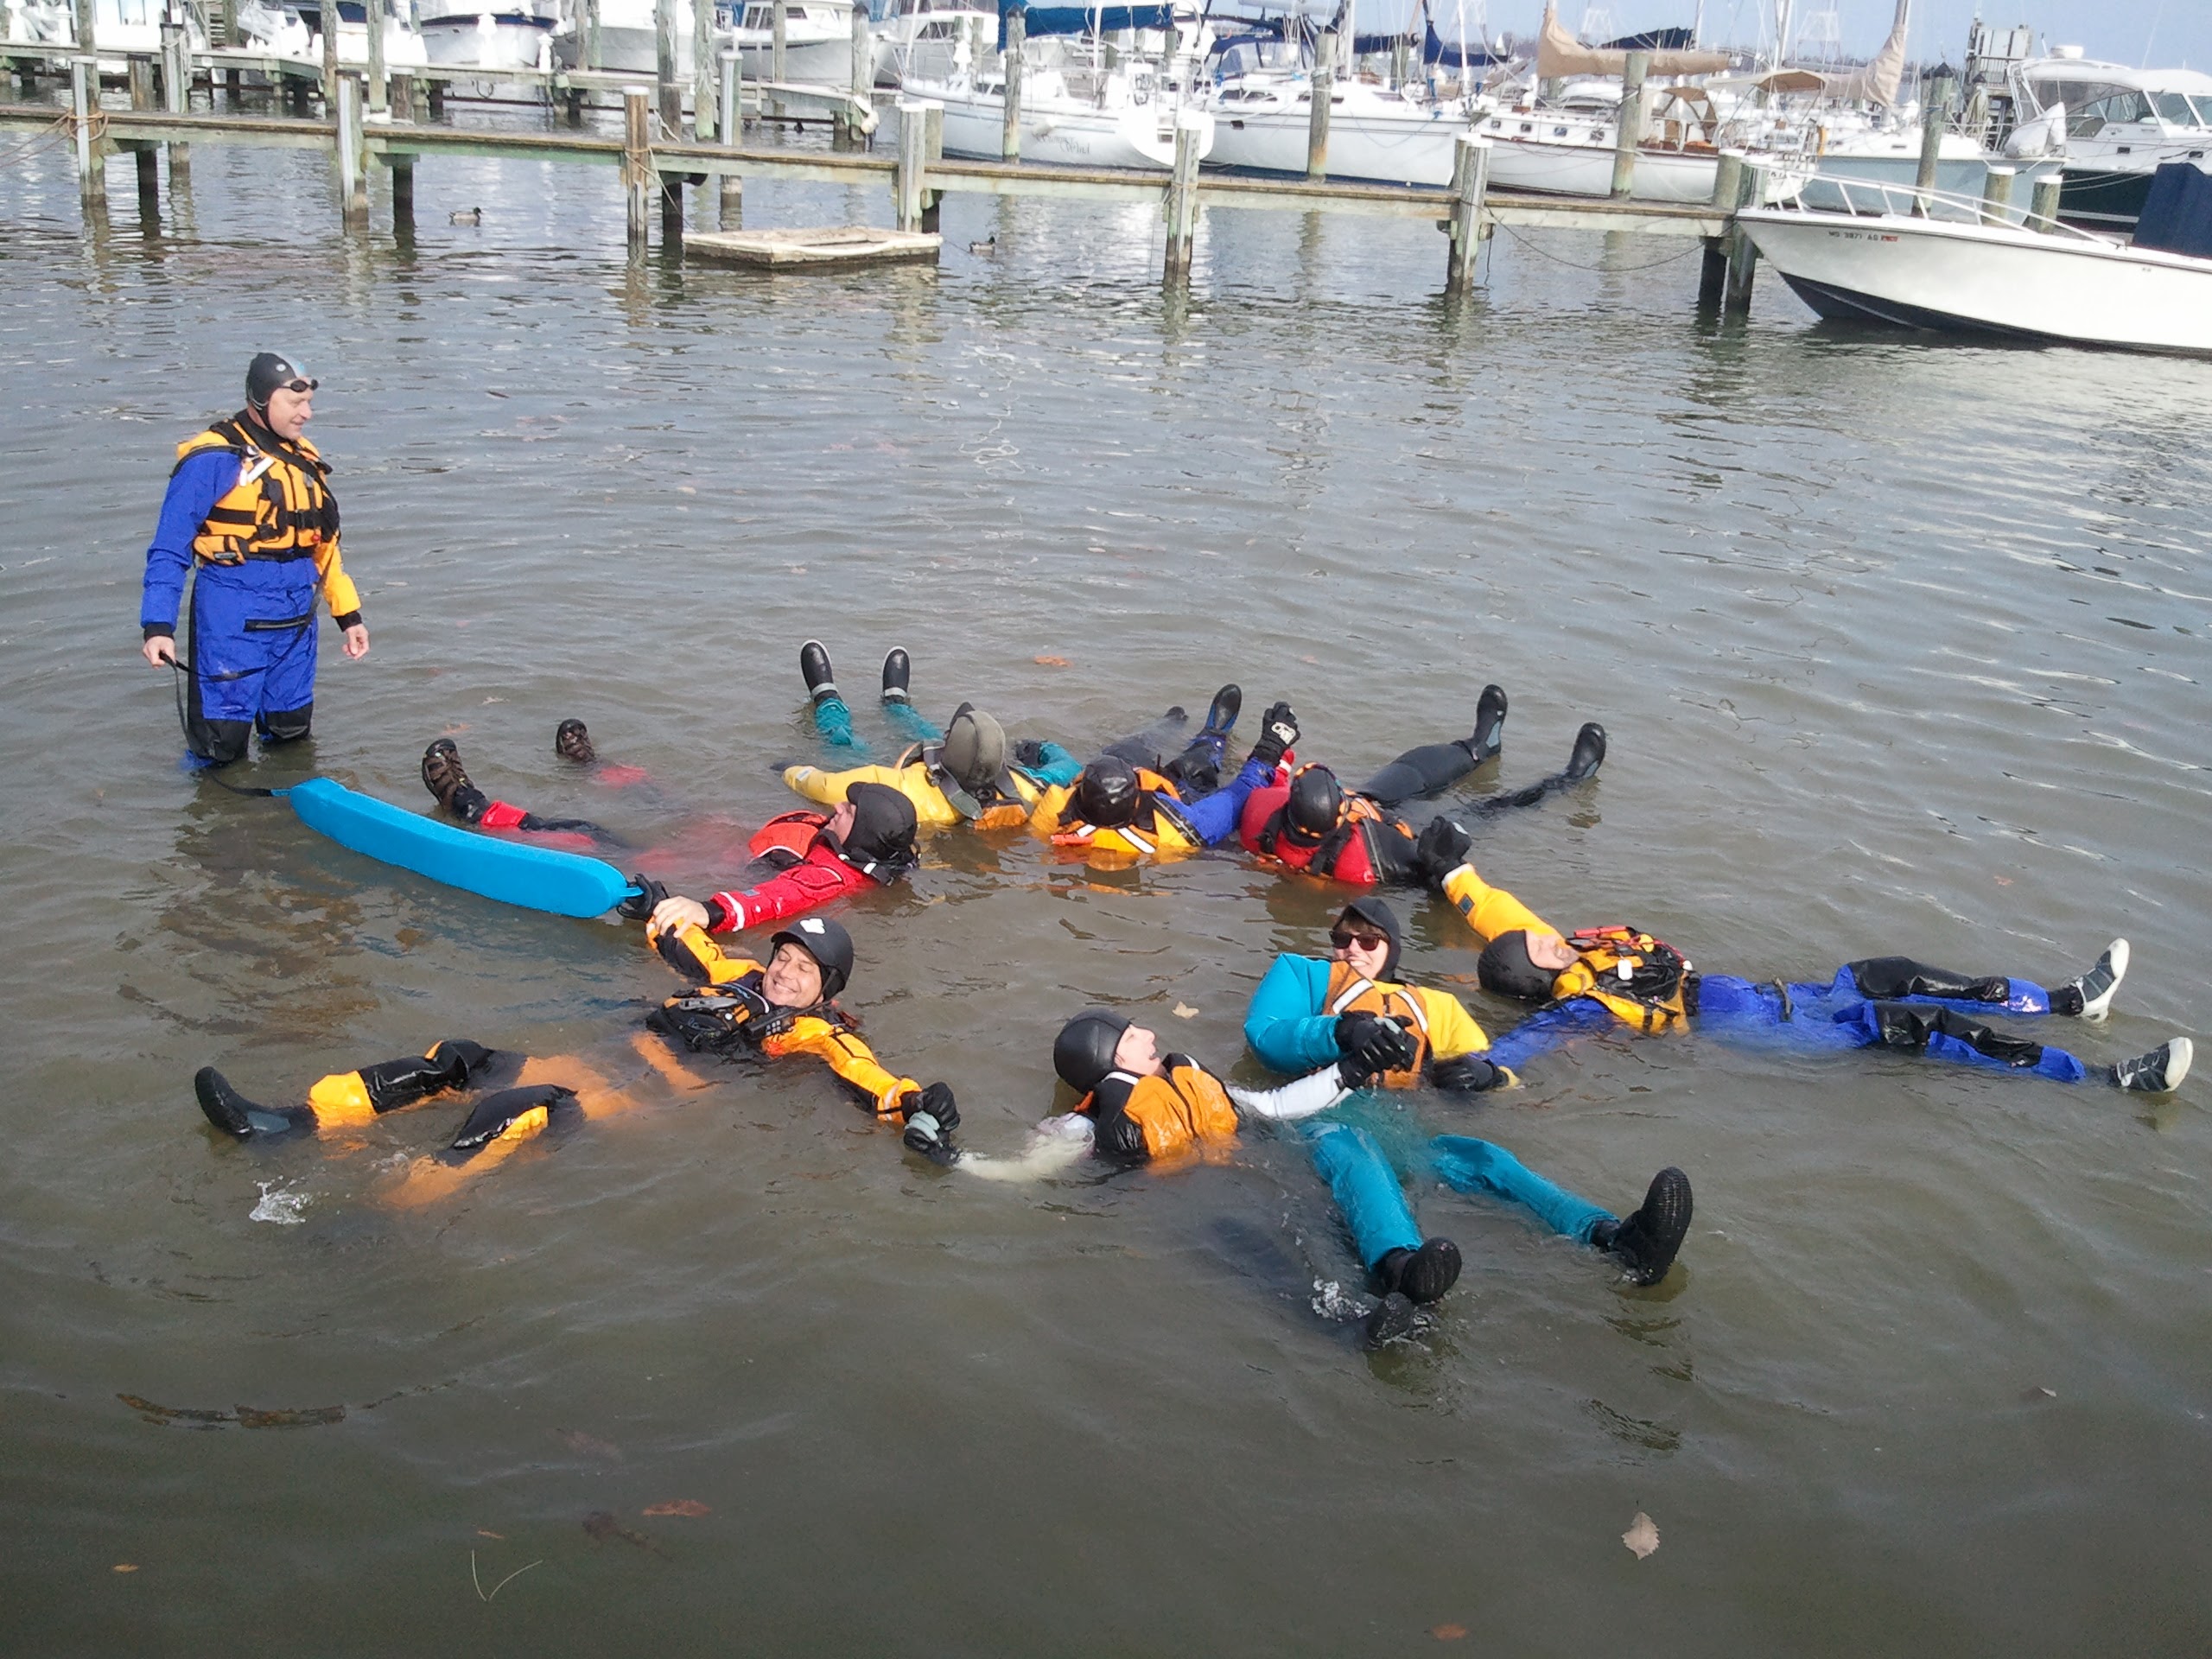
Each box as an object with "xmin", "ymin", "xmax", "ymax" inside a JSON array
[
  {"xmin": 1329, "ymin": 915, "xmax": 1391, "ymax": 981},
  {"xmin": 1525, "ymin": 931, "xmax": 1578, "ymax": 972},
  {"xmin": 262, "ymin": 384, "xmax": 313, "ymax": 442},
  {"xmin": 761, "ymin": 941, "xmax": 825, "ymax": 1007},
  {"xmin": 1111, "ymin": 1023, "xmax": 1163, "ymax": 1077},
  {"xmin": 828, "ymin": 800, "xmax": 857, "ymax": 842}
]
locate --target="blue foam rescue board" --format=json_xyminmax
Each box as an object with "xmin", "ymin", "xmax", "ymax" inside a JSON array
[{"xmin": 283, "ymin": 776, "xmax": 639, "ymax": 918}]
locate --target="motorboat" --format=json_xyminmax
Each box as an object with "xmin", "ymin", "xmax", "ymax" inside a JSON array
[
  {"xmin": 418, "ymin": 0, "xmax": 558, "ymax": 70},
  {"xmin": 870, "ymin": 0, "xmax": 991, "ymax": 87},
  {"xmin": 730, "ymin": 0, "xmax": 852, "ymax": 83},
  {"xmin": 909, "ymin": 38, "xmax": 1213, "ymax": 169},
  {"xmin": 289, "ymin": 0, "xmax": 431, "ymax": 69},
  {"xmin": 2001, "ymin": 50, "xmax": 2212, "ymax": 232},
  {"xmin": 1737, "ymin": 168, "xmax": 2212, "ymax": 354},
  {"xmin": 1476, "ymin": 99, "xmax": 1815, "ymax": 204},
  {"xmin": 1203, "ymin": 36, "xmax": 1479, "ymax": 188},
  {"xmin": 8, "ymin": 0, "xmax": 207, "ymax": 67}
]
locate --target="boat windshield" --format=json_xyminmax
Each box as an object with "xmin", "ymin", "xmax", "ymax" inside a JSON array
[{"xmin": 2150, "ymin": 92, "xmax": 2212, "ymax": 128}]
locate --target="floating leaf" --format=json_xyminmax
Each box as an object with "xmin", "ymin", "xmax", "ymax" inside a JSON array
[
  {"xmin": 1430, "ymin": 1624, "xmax": 1467, "ymax": 1640},
  {"xmin": 112, "ymin": 1564, "xmax": 139, "ymax": 1574},
  {"xmin": 1033, "ymin": 654, "xmax": 1071, "ymax": 667},
  {"xmin": 1173, "ymin": 1003, "xmax": 1198, "ymax": 1019},
  {"xmin": 476, "ymin": 1529, "xmax": 505, "ymax": 1540},
  {"xmin": 1622, "ymin": 1511, "xmax": 1659, "ymax": 1559},
  {"xmin": 643, "ymin": 1500, "xmax": 710, "ymax": 1517}
]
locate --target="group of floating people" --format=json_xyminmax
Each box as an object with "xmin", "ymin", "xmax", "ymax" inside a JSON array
[{"xmin": 188, "ymin": 639, "xmax": 2196, "ymax": 1347}]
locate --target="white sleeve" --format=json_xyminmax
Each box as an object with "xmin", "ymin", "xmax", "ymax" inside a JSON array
[{"xmin": 1227, "ymin": 1067, "xmax": 1350, "ymax": 1122}]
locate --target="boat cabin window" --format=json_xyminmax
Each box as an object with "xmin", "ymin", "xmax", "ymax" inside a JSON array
[
  {"xmin": 2063, "ymin": 87, "xmax": 2153, "ymax": 136},
  {"xmin": 2150, "ymin": 92, "xmax": 2212, "ymax": 128}
]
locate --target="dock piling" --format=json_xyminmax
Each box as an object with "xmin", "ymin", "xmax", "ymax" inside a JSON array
[
  {"xmin": 71, "ymin": 0, "xmax": 92, "ymax": 58},
  {"xmin": 1162, "ymin": 110, "xmax": 1200, "ymax": 283},
  {"xmin": 160, "ymin": 22, "xmax": 191, "ymax": 181},
  {"xmin": 1699, "ymin": 148, "xmax": 1743, "ymax": 306},
  {"xmin": 1978, "ymin": 162, "xmax": 2016, "ymax": 226},
  {"xmin": 623, "ymin": 85, "xmax": 652, "ymax": 247},
  {"xmin": 1609, "ymin": 49, "xmax": 1647, "ymax": 200},
  {"xmin": 1306, "ymin": 28, "xmax": 1332, "ymax": 180},
  {"xmin": 691, "ymin": 0, "xmax": 715, "ymax": 138},
  {"xmin": 584, "ymin": 0, "xmax": 601, "ymax": 70},
  {"xmin": 844, "ymin": 0, "xmax": 868, "ymax": 149},
  {"xmin": 1723, "ymin": 159, "xmax": 1763, "ymax": 314},
  {"xmin": 999, "ymin": 5, "xmax": 1022, "ymax": 161},
  {"xmin": 1912, "ymin": 71, "xmax": 1952, "ymax": 216},
  {"xmin": 129, "ymin": 54, "xmax": 154, "ymax": 111},
  {"xmin": 320, "ymin": 0, "xmax": 338, "ymax": 105},
  {"xmin": 391, "ymin": 68, "xmax": 413, "ymax": 121},
  {"xmin": 655, "ymin": 0, "xmax": 679, "ymax": 134},
  {"xmin": 2028, "ymin": 172, "xmax": 2062, "ymax": 233},
  {"xmin": 391, "ymin": 153, "xmax": 415, "ymax": 232},
  {"xmin": 70, "ymin": 55, "xmax": 103, "ymax": 209},
  {"xmin": 895, "ymin": 98, "xmax": 929, "ymax": 232},
  {"xmin": 426, "ymin": 76, "xmax": 443, "ymax": 119},
  {"xmin": 1444, "ymin": 132, "xmax": 1489, "ymax": 295},
  {"xmin": 336, "ymin": 73, "xmax": 366, "ymax": 224},
  {"xmin": 719, "ymin": 49, "xmax": 741, "ymax": 226},
  {"xmin": 920, "ymin": 101, "xmax": 943, "ymax": 229},
  {"xmin": 770, "ymin": 0, "xmax": 786, "ymax": 118},
  {"xmin": 366, "ymin": 0, "xmax": 387, "ymax": 112}
]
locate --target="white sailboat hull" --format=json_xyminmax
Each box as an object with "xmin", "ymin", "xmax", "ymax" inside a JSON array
[
  {"xmin": 1738, "ymin": 207, "xmax": 2212, "ymax": 354},
  {"xmin": 925, "ymin": 85, "xmax": 1212, "ymax": 170},
  {"xmin": 734, "ymin": 31, "xmax": 851, "ymax": 82},
  {"xmin": 1207, "ymin": 106, "xmax": 1466, "ymax": 188}
]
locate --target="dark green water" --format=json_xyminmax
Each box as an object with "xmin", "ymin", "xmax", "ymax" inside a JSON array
[{"xmin": 3, "ymin": 102, "xmax": 2209, "ymax": 1656}]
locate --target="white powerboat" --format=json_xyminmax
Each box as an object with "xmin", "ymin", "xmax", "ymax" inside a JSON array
[
  {"xmin": 731, "ymin": 0, "xmax": 852, "ymax": 83},
  {"xmin": 2003, "ymin": 51, "xmax": 2212, "ymax": 232},
  {"xmin": 552, "ymin": 0, "xmax": 694, "ymax": 75},
  {"xmin": 419, "ymin": 1, "xmax": 558, "ymax": 69},
  {"xmin": 10, "ymin": 0, "xmax": 207, "ymax": 67},
  {"xmin": 910, "ymin": 41, "xmax": 1212, "ymax": 169},
  {"xmin": 291, "ymin": 0, "xmax": 432, "ymax": 69},
  {"xmin": 871, "ymin": 0, "xmax": 990, "ymax": 87},
  {"xmin": 1738, "ymin": 179, "xmax": 2212, "ymax": 354}
]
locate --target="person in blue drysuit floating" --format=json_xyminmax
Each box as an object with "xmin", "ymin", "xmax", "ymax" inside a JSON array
[
  {"xmin": 1407, "ymin": 818, "xmax": 2193, "ymax": 1095},
  {"xmin": 139, "ymin": 353, "xmax": 370, "ymax": 766},
  {"xmin": 1243, "ymin": 894, "xmax": 1695, "ymax": 1346}
]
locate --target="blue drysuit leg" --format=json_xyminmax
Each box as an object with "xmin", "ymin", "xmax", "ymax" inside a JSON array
[
  {"xmin": 1830, "ymin": 1000, "xmax": 2091, "ymax": 1084},
  {"xmin": 882, "ymin": 702, "xmax": 942, "ymax": 745},
  {"xmin": 811, "ymin": 692, "xmax": 861, "ymax": 752},
  {"xmin": 186, "ymin": 570, "xmax": 320, "ymax": 762},
  {"xmin": 1177, "ymin": 754, "xmax": 1276, "ymax": 847},
  {"xmin": 1306, "ymin": 1122, "xmax": 1421, "ymax": 1271},
  {"xmin": 1428, "ymin": 1135, "xmax": 1613, "ymax": 1244}
]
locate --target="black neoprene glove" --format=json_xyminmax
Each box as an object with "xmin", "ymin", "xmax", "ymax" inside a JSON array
[
  {"xmin": 1430, "ymin": 1053, "xmax": 1505, "ymax": 1094},
  {"xmin": 908, "ymin": 1080, "xmax": 959, "ymax": 1133},
  {"xmin": 1336, "ymin": 1012, "xmax": 1420, "ymax": 1077},
  {"xmin": 1413, "ymin": 817, "xmax": 1473, "ymax": 891},
  {"xmin": 900, "ymin": 1083, "xmax": 961, "ymax": 1166},
  {"xmin": 616, "ymin": 874, "xmax": 671, "ymax": 921},
  {"xmin": 1249, "ymin": 702, "xmax": 1300, "ymax": 769},
  {"xmin": 1012, "ymin": 739, "xmax": 1049, "ymax": 770}
]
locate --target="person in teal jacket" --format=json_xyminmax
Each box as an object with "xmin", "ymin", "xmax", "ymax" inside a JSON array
[{"xmin": 1243, "ymin": 896, "xmax": 1695, "ymax": 1340}]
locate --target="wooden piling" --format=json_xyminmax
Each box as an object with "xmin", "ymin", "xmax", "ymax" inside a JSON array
[
  {"xmin": 1700, "ymin": 146, "xmax": 1742, "ymax": 305},
  {"xmin": 1913, "ymin": 71, "xmax": 1951, "ymax": 215},
  {"xmin": 320, "ymin": 0, "xmax": 339, "ymax": 105},
  {"xmin": 770, "ymin": 0, "xmax": 787, "ymax": 119},
  {"xmin": 583, "ymin": 0, "xmax": 601, "ymax": 70},
  {"xmin": 846, "ymin": 0, "xmax": 869, "ymax": 147},
  {"xmin": 425, "ymin": 75, "xmax": 444, "ymax": 119},
  {"xmin": 391, "ymin": 154, "xmax": 415, "ymax": 231},
  {"xmin": 1979, "ymin": 162, "xmax": 2016, "ymax": 226},
  {"xmin": 129, "ymin": 55, "xmax": 153, "ymax": 111},
  {"xmin": 999, "ymin": 5, "xmax": 1022, "ymax": 161},
  {"xmin": 719, "ymin": 49, "xmax": 741, "ymax": 225},
  {"xmin": 1305, "ymin": 28, "xmax": 1332, "ymax": 180},
  {"xmin": 2028, "ymin": 172, "xmax": 2062, "ymax": 233},
  {"xmin": 1609, "ymin": 49, "xmax": 1647, "ymax": 200},
  {"xmin": 655, "ymin": 0, "xmax": 679, "ymax": 133},
  {"xmin": 1444, "ymin": 131, "xmax": 1489, "ymax": 296},
  {"xmin": 390, "ymin": 69, "xmax": 413, "ymax": 121},
  {"xmin": 365, "ymin": 0, "xmax": 387, "ymax": 112},
  {"xmin": 220, "ymin": 0, "xmax": 240, "ymax": 102},
  {"xmin": 72, "ymin": 0, "xmax": 92, "ymax": 57},
  {"xmin": 1162, "ymin": 111, "xmax": 1199, "ymax": 282},
  {"xmin": 920, "ymin": 101, "xmax": 942, "ymax": 228},
  {"xmin": 623, "ymin": 86, "xmax": 652, "ymax": 247},
  {"xmin": 71, "ymin": 54, "xmax": 103, "ymax": 209},
  {"xmin": 691, "ymin": 0, "xmax": 716, "ymax": 138},
  {"xmin": 1724, "ymin": 160, "xmax": 1763, "ymax": 314},
  {"xmin": 161, "ymin": 22, "xmax": 191, "ymax": 180},
  {"xmin": 336, "ymin": 72, "xmax": 366, "ymax": 223},
  {"xmin": 895, "ymin": 98, "xmax": 927, "ymax": 232}
]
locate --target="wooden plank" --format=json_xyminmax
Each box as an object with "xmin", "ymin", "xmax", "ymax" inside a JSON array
[{"xmin": 686, "ymin": 226, "xmax": 940, "ymax": 267}]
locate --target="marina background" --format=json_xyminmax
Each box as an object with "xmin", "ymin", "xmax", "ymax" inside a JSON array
[{"xmin": 3, "ymin": 129, "xmax": 2210, "ymax": 1652}]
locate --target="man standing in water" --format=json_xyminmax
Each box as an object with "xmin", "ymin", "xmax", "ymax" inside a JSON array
[{"xmin": 139, "ymin": 353, "xmax": 369, "ymax": 766}]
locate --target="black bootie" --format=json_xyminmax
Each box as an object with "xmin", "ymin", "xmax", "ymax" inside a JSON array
[
  {"xmin": 1198, "ymin": 683, "xmax": 1242, "ymax": 740},
  {"xmin": 799, "ymin": 640, "xmax": 839, "ymax": 706},
  {"xmin": 1591, "ymin": 1167, "xmax": 1693, "ymax": 1287},
  {"xmin": 554, "ymin": 719, "xmax": 595, "ymax": 764},
  {"xmin": 1564, "ymin": 721, "xmax": 1607, "ymax": 782},
  {"xmin": 1373, "ymin": 1236, "xmax": 1463, "ymax": 1304},
  {"xmin": 2111, "ymin": 1038, "xmax": 2192, "ymax": 1094},
  {"xmin": 421, "ymin": 739, "xmax": 489, "ymax": 823},
  {"xmin": 1466, "ymin": 683, "xmax": 1508, "ymax": 763},
  {"xmin": 881, "ymin": 648, "xmax": 912, "ymax": 705},
  {"xmin": 194, "ymin": 1068, "xmax": 312, "ymax": 1139}
]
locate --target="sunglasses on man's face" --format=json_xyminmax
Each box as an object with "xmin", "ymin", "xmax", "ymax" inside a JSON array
[{"xmin": 1329, "ymin": 928, "xmax": 1389, "ymax": 951}]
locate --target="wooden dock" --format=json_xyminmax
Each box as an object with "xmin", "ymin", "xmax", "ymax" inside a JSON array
[{"xmin": 1, "ymin": 41, "xmax": 1763, "ymax": 302}]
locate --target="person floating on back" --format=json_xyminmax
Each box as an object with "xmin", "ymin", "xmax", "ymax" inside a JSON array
[{"xmin": 139, "ymin": 353, "xmax": 369, "ymax": 766}]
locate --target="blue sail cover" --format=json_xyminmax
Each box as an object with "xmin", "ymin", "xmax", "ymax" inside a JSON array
[
  {"xmin": 2133, "ymin": 162, "xmax": 2212, "ymax": 258},
  {"xmin": 1421, "ymin": 21, "xmax": 1506, "ymax": 67},
  {"xmin": 1001, "ymin": 0, "xmax": 1175, "ymax": 39},
  {"xmin": 1600, "ymin": 26, "xmax": 1695, "ymax": 49}
]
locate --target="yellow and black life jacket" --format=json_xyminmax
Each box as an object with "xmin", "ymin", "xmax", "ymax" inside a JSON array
[
  {"xmin": 1082, "ymin": 1057, "xmax": 1240, "ymax": 1160},
  {"xmin": 1324, "ymin": 961, "xmax": 1432, "ymax": 1088},
  {"xmin": 175, "ymin": 417, "xmax": 339, "ymax": 565},
  {"xmin": 891, "ymin": 741, "xmax": 1039, "ymax": 829},
  {"xmin": 1553, "ymin": 926, "xmax": 1697, "ymax": 1033},
  {"xmin": 1046, "ymin": 766, "xmax": 1199, "ymax": 860},
  {"xmin": 647, "ymin": 964, "xmax": 853, "ymax": 1056}
]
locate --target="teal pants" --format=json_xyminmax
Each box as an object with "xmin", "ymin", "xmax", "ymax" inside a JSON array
[
  {"xmin": 1306, "ymin": 1122, "xmax": 1613, "ymax": 1272},
  {"xmin": 814, "ymin": 691, "xmax": 941, "ymax": 753}
]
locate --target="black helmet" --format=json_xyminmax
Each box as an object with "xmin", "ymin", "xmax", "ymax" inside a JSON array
[
  {"xmin": 1071, "ymin": 757, "xmax": 1141, "ymax": 829},
  {"xmin": 246, "ymin": 351, "xmax": 315, "ymax": 410},
  {"xmin": 1335, "ymin": 895, "xmax": 1405, "ymax": 982},
  {"xmin": 1287, "ymin": 765, "xmax": 1344, "ymax": 841},
  {"xmin": 1052, "ymin": 1007, "xmax": 1130, "ymax": 1095},
  {"xmin": 1476, "ymin": 930, "xmax": 1556, "ymax": 1002},
  {"xmin": 767, "ymin": 915, "xmax": 855, "ymax": 1001},
  {"xmin": 839, "ymin": 781, "xmax": 919, "ymax": 881}
]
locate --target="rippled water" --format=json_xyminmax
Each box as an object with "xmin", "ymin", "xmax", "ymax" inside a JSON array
[{"xmin": 3, "ymin": 105, "xmax": 2210, "ymax": 1655}]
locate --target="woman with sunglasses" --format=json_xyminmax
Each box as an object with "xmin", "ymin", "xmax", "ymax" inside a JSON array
[
  {"xmin": 139, "ymin": 353, "xmax": 370, "ymax": 766},
  {"xmin": 189, "ymin": 914, "xmax": 962, "ymax": 1205},
  {"xmin": 1243, "ymin": 896, "xmax": 1694, "ymax": 1319}
]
